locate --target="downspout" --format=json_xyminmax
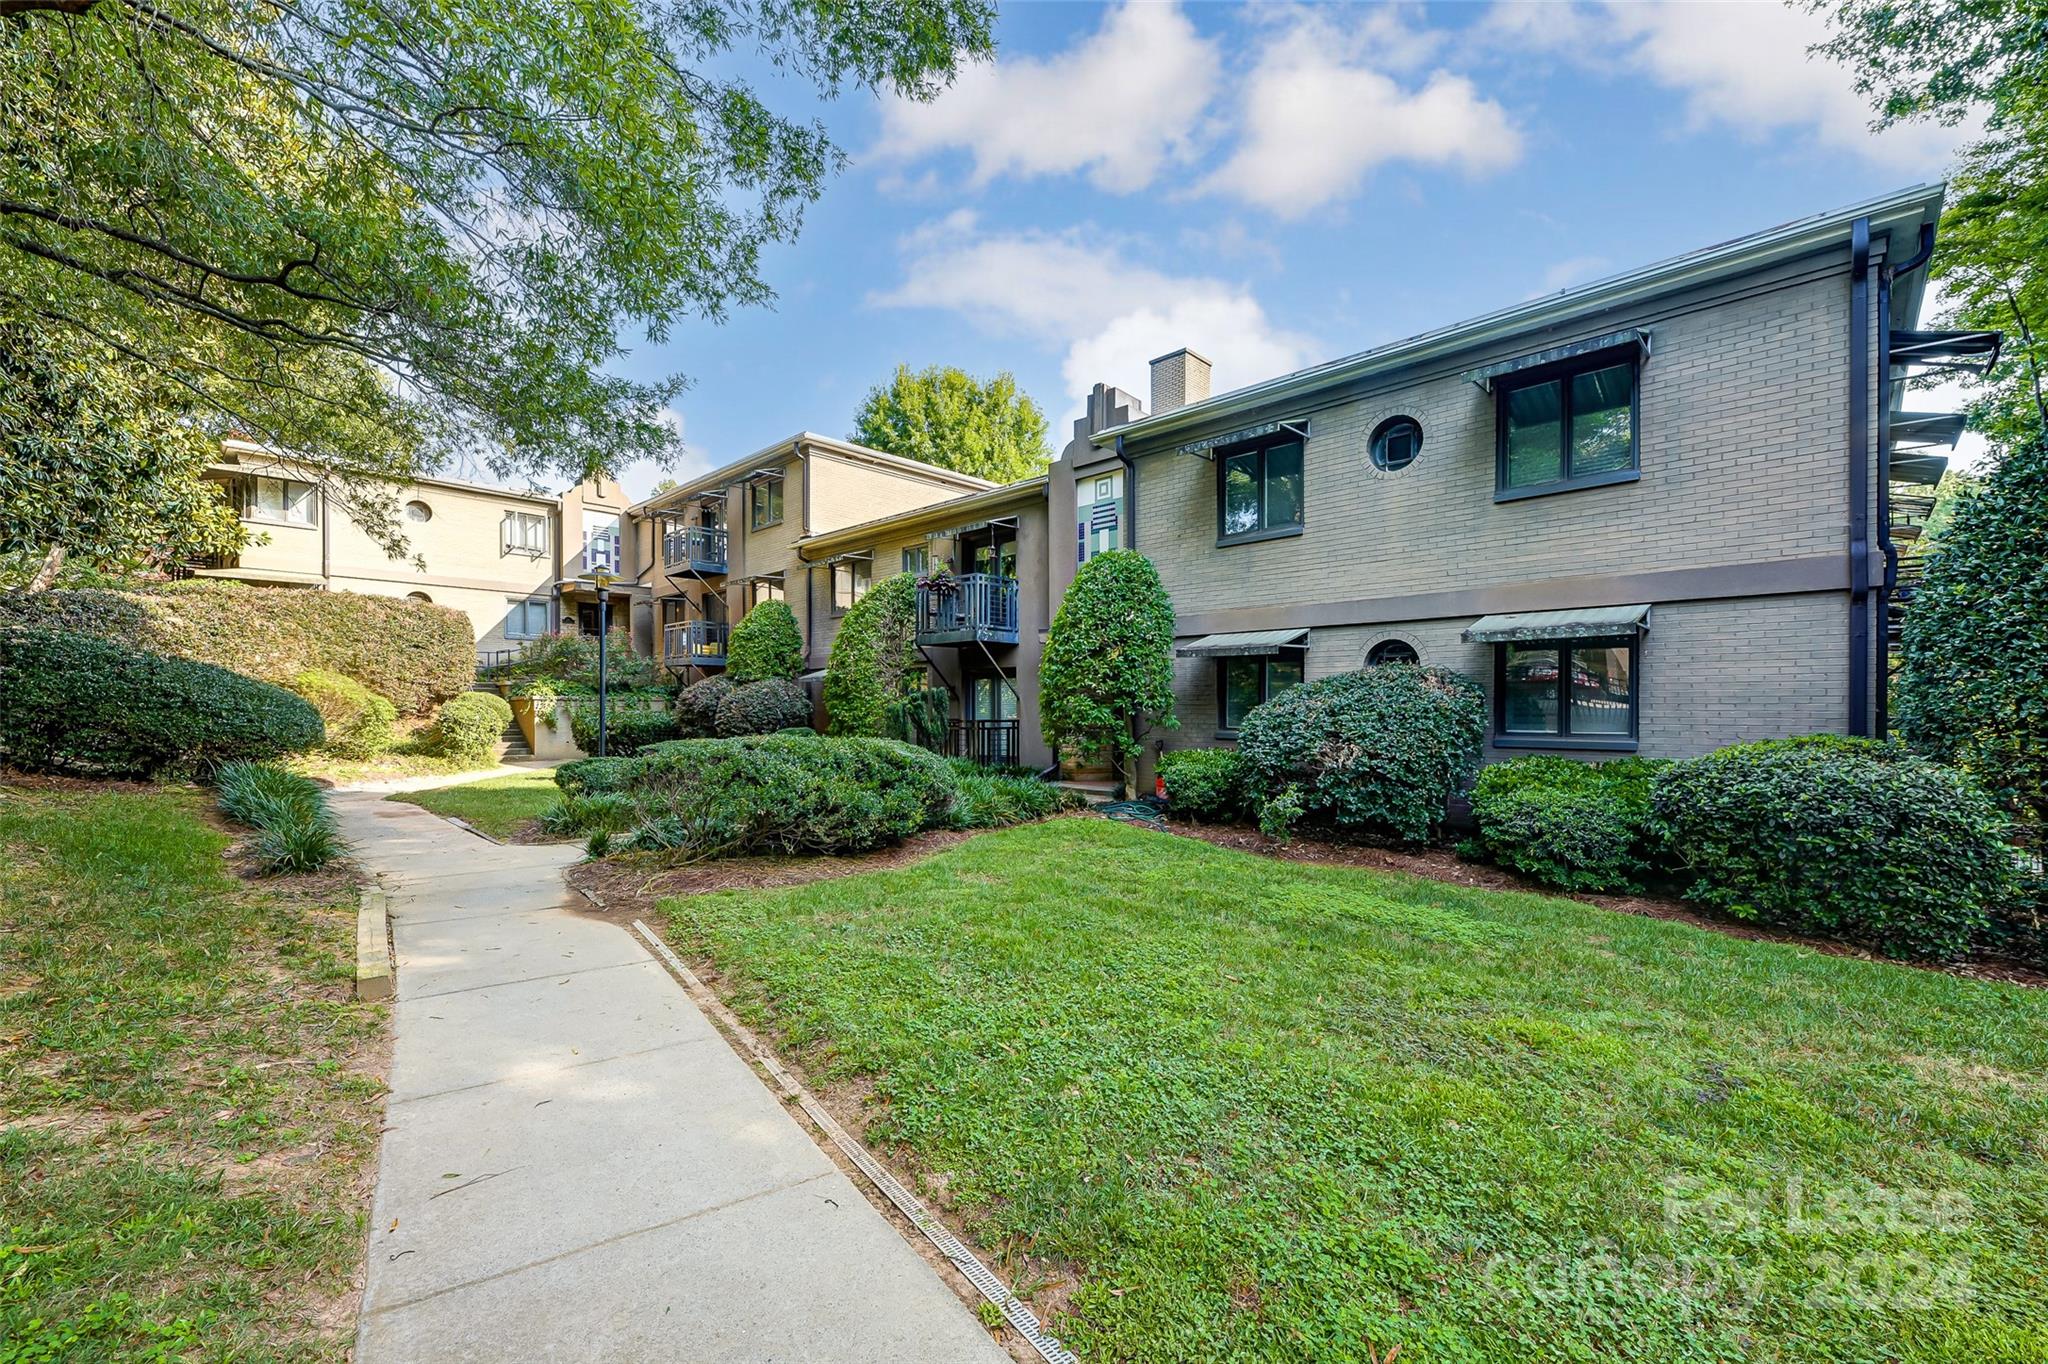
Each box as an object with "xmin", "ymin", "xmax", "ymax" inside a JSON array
[
  {"xmin": 1875, "ymin": 221, "xmax": 1936, "ymax": 739},
  {"xmin": 1114, "ymin": 435, "xmax": 1137, "ymax": 551},
  {"xmin": 1848, "ymin": 217, "xmax": 1872, "ymax": 738}
]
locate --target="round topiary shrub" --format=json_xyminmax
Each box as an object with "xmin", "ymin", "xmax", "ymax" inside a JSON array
[
  {"xmin": 674, "ymin": 674, "xmax": 736, "ymax": 737},
  {"xmin": 724, "ymin": 600, "xmax": 804, "ymax": 684},
  {"xmin": 822, "ymin": 573, "xmax": 919, "ymax": 737},
  {"xmin": 290, "ymin": 668, "xmax": 398, "ymax": 758},
  {"xmin": 714, "ymin": 678, "xmax": 813, "ymax": 737},
  {"xmin": 1650, "ymin": 736, "xmax": 2018, "ymax": 960},
  {"xmin": 1470, "ymin": 755, "xmax": 1668, "ymax": 893},
  {"xmin": 425, "ymin": 691, "xmax": 513, "ymax": 761},
  {"xmin": 0, "ymin": 625, "xmax": 324, "ymax": 777},
  {"xmin": 1158, "ymin": 747, "xmax": 1248, "ymax": 823},
  {"xmin": 1235, "ymin": 665, "xmax": 1485, "ymax": 844}
]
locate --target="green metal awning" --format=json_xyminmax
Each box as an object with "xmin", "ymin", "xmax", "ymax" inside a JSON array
[
  {"xmin": 1463, "ymin": 329, "xmax": 1650, "ymax": 391},
  {"xmin": 1177, "ymin": 628, "xmax": 1309, "ymax": 657},
  {"xmin": 1463, "ymin": 604, "xmax": 1651, "ymax": 644}
]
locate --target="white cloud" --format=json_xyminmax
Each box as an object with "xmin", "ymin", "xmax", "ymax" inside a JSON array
[
  {"xmin": 872, "ymin": 215, "xmax": 1319, "ymax": 411},
  {"xmin": 871, "ymin": 1, "xmax": 1219, "ymax": 193},
  {"xmin": 1200, "ymin": 10, "xmax": 1522, "ymax": 219}
]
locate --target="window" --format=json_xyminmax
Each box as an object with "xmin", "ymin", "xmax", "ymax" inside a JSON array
[
  {"xmin": 1369, "ymin": 417, "xmax": 1422, "ymax": 473},
  {"xmin": 831, "ymin": 557, "xmax": 870, "ymax": 613},
  {"xmin": 749, "ymin": 577, "xmax": 785, "ymax": 608},
  {"xmin": 502, "ymin": 511, "xmax": 548, "ymax": 556},
  {"xmin": 1367, "ymin": 639, "xmax": 1419, "ymax": 667},
  {"xmin": 240, "ymin": 475, "xmax": 319, "ymax": 526},
  {"xmin": 1497, "ymin": 356, "xmax": 1637, "ymax": 497},
  {"xmin": 404, "ymin": 499, "xmax": 433, "ymax": 523},
  {"xmin": 1217, "ymin": 434, "xmax": 1303, "ymax": 543},
  {"xmin": 751, "ymin": 476, "xmax": 785, "ymax": 529},
  {"xmin": 505, "ymin": 598, "xmax": 550, "ymax": 640},
  {"xmin": 1494, "ymin": 636, "xmax": 1638, "ymax": 748},
  {"xmin": 1218, "ymin": 651, "xmax": 1305, "ymax": 732},
  {"xmin": 406, "ymin": 591, "xmax": 432, "ymax": 603},
  {"xmin": 902, "ymin": 545, "xmax": 928, "ymax": 577}
]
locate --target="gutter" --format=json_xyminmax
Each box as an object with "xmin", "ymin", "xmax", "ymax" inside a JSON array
[
  {"xmin": 1874, "ymin": 221, "xmax": 1937, "ymax": 738},
  {"xmin": 1115, "ymin": 435, "xmax": 1137, "ymax": 552}
]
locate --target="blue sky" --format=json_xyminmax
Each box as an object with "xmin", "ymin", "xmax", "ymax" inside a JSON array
[{"xmin": 589, "ymin": 1, "xmax": 1978, "ymax": 500}]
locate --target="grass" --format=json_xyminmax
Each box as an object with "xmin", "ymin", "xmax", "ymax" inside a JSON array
[
  {"xmin": 388, "ymin": 770, "xmax": 564, "ymax": 839},
  {"xmin": 0, "ymin": 782, "xmax": 384, "ymax": 1362},
  {"xmin": 286, "ymin": 746, "xmax": 496, "ymax": 786},
  {"xmin": 662, "ymin": 818, "xmax": 2048, "ymax": 1364}
]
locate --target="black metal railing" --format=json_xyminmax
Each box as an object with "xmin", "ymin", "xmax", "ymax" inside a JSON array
[
  {"xmin": 948, "ymin": 719, "xmax": 1019, "ymax": 768},
  {"xmin": 477, "ymin": 648, "xmax": 520, "ymax": 676},
  {"xmin": 663, "ymin": 525, "xmax": 729, "ymax": 574},
  {"xmin": 662, "ymin": 619, "xmax": 728, "ymax": 666},
  {"xmin": 916, "ymin": 573, "xmax": 1020, "ymax": 646}
]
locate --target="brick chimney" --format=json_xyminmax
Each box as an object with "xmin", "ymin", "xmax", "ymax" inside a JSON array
[{"xmin": 1149, "ymin": 348, "xmax": 1212, "ymax": 415}]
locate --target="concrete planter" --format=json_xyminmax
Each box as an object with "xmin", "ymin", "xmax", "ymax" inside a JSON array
[{"xmin": 511, "ymin": 693, "xmax": 673, "ymax": 762}]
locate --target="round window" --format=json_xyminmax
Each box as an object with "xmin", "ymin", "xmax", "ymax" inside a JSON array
[
  {"xmin": 404, "ymin": 499, "xmax": 433, "ymax": 522},
  {"xmin": 1367, "ymin": 639, "xmax": 1419, "ymax": 667},
  {"xmin": 1369, "ymin": 417, "xmax": 1422, "ymax": 473},
  {"xmin": 406, "ymin": 591, "xmax": 432, "ymax": 603}
]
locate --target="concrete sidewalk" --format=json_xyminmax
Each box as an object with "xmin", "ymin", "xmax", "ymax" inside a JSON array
[{"xmin": 334, "ymin": 791, "xmax": 1009, "ymax": 1363}]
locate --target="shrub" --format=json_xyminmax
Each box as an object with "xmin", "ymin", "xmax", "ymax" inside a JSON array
[
  {"xmin": 425, "ymin": 691, "xmax": 512, "ymax": 761},
  {"xmin": 569, "ymin": 699, "xmax": 679, "ymax": 756},
  {"xmin": 290, "ymin": 668, "xmax": 397, "ymax": 758},
  {"xmin": 1651, "ymin": 736, "xmax": 2019, "ymax": 960},
  {"xmin": 554, "ymin": 755, "xmax": 634, "ymax": 796},
  {"xmin": 947, "ymin": 764, "xmax": 1078, "ymax": 829},
  {"xmin": 1039, "ymin": 550, "xmax": 1176, "ymax": 792},
  {"xmin": 885, "ymin": 685, "xmax": 949, "ymax": 750},
  {"xmin": 715, "ymin": 678, "xmax": 812, "ymax": 737},
  {"xmin": 1236, "ymin": 666, "xmax": 1485, "ymax": 845},
  {"xmin": 215, "ymin": 760, "xmax": 342, "ymax": 872},
  {"xmin": 822, "ymin": 573, "xmax": 920, "ymax": 737},
  {"xmin": 674, "ymin": 675, "xmax": 736, "ymax": 737},
  {"xmin": 0, "ymin": 626, "xmax": 323, "ymax": 777},
  {"xmin": 1158, "ymin": 747, "xmax": 1248, "ymax": 823},
  {"xmin": 540, "ymin": 790, "xmax": 639, "ymax": 839},
  {"xmin": 725, "ymin": 601, "xmax": 804, "ymax": 683},
  {"xmin": 1470, "ymin": 756, "xmax": 1669, "ymax": 893},
  {"xmin": 0, "ymin": 581, "xmax": 474, "ymax": 713}
]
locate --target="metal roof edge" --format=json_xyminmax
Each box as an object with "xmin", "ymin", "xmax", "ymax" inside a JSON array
[
  {"xmin": 796, "ymin": 476, "xmax": 1050, "ymax": 561},
  {"xmin": 627, "ymin": 433, "xmax": 995, "ymax": 517}
]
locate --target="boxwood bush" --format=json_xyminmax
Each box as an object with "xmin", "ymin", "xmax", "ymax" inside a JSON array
[
  {"xmin": 1470, "ymin": 756, "xmax": 1668, "ymax": 893},
  {"xmin": 674, "ymin": 674, "xmax": 736, "ymax": 737},
  {"xmin": 554, "ymin": 755, "xmax": 634, "ymax": 796},
  {"xmin": 1651, "ymin": 736, "xmax": 2018, "ymax": 960},
  {"xmin": 0, "ymin": 626, "xmax": 323, "ymax": 777},
  {"xmin": 822, "ymin": 573, "xmax": 920, "ymax": 737},
  {"xmin": 725, "ymin": 600, "xmax": 804, "ymax": 683},
  {"xmin": 290, "ymin": 668, "xmax": 398, "ymax": 758},
  {"xmin": 1158, "ymin": 747, "xmax": 1248, "ymax": 823},
  {"xmin": 568, "ymin": 699, "xmax": 678, "ymax": 756},
  {"xmin": 714, "ymin": 678, "xmax": 812, "ymax": 737},
  {"xmin": 1236, "ymin": 665, "xmax": 1485, "ymax": 844},
  {"xmin": 425, "ymin": 691, "xmax": 512, "ymax": 762}
]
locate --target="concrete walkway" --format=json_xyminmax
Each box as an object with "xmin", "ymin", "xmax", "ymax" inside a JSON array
[{"xmin": 333, "ymin": 790, "xmax": 1009, "ymax": 1363}]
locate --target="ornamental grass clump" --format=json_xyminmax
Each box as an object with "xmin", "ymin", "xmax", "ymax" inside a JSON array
[{"xmin": 215, "ymin": 760, "xmax": 342, "ymax": 872}]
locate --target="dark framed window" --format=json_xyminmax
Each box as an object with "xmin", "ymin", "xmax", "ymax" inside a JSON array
[
  {"xmin": 1216, "ymin": 434, "xmax": 1304, "ymax": 544},
  {"xmin": 1492, "ymin": 635, "xmax": 1638, "ymax": 750},
  {"xmin": 902, "ymin": 545, "xmax": 928, "ymax": 576},
  {"xmin": 1218, "ymin": 649, "xmax": 1305, "ymax": 733},
  {"xmin": 1369, "ymin": 417, "xmax": 1421, "ymax": 473},
  {"xmin": 830, "ymin": 557, "xmax": 870, "ymax": 613},
  {"xmin": 1366, "ymin": 638, "xmax": 1419, "ymax": 667},
  {"xmin": 750, "ymin": 477, "xmax": 785, "ymax": 529},
  {"xmin": 1496, "ymin": 355, "xmax": 1638, "ymax": 499}
]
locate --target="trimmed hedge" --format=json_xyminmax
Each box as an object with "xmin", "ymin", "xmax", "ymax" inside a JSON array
[
  {"xmin": 674, "ymin": 675, "xmax": 736, "ymax": 737},
  {"xmin": 554, "ymin": 755, "xmax": 634, "ymax": 796},
  {"xmin": 0, "ymin": 581, "xmax": 474, "ymax": 714},
  {"xmin": 1470, "ymin": 756, "xmax": 1668, "ymax": 893},
  {"xmin": 822, "ymin": 573, "xmax": 919, "ymax": 737},
  {"xmin": 725, "ymin": 600, "xmax": 804, "ymax": 684},
  {"xmin": 425, "ymin": 691, "xmax": 512, "ymax": 761},
  {"xmin": 290, "ymin": 668, "xmax": 397, "ymax": 758},
  {"xmin": 714, "ymin": 678, "xmax": 812, "ymax": 737},
  {"xmin": 0, "ymin": 626, "xmax": 323, "ymax": 777},
  {"xmin": 568, "ymin": 700, "xmax": 679, "ymax": 757},
  {"xmin": 1651, "ymin": 736, "xmax": 2018, "ymax": 960},
  {"xmin": 1236, "ymin": 665, "xmax": 1485, "ymax": 844},
  {"xmin": 215, "ymin": 761, "xmax": 342, "ymax": 872},
  {"xmin": 1158, "ymin": 747, "xmax": 1248, "ymax": 823}
]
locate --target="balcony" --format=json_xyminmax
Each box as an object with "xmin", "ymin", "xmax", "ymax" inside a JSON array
[
  {"xmin": 662, "ymin": 619, "xmax": 728, "ymax": 668},
  {"xmin": 947, "ymin": 719, "xmax": 1020, "ymax": 768},
  {"xmin": 663, "ymin": 525, "xmax": 729, "ymax": 575},
  {"xmin": 915, "ymin": 573, "xmax": 1020, "ymax": 646}
]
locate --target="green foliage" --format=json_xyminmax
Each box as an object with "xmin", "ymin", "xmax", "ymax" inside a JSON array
[
  {"xmin": 214, "ymin": 761, "xmax": 342, "ymax": 872},
  {"xmin": 289, "ymin": 668, "xmax": 397, "ymax": 759},
  {"xmin": 885, "ymin": 685, "xmax": 950, "ymax": 750},
  {"xmin": 1471, "ymin": 757, "xmax": 1670, "ymax": 894},
  {"xmin": 725, "ymin": 600, "xmax": 804, "ymax": 683},
  {"xmin": 1651, "ymin": 737, "xmax": 2018, "ymax": 960},
  {"xmin": 714, "ymin": 678, "xmax": 813, "ymax": 737},
  {"xmin": 1257, "ymin": 783, "xmax": 1305, "ymax": 843},
  {"xmin": 0, "ymin": 626, "xmax": 323, "ymax": 777},
  {"xmin": 850, "ymin": 364, "xmax": 1052, "ymax": 482},
  {"xmin": 568, "ymin": 698, "xmax": 679, "ymax": 756},
  {"xmin": 822, "ymin": 573, "xmax": 920, "ymax": 737},
  {"xmin": 1157, "ymin": 747, "xmax": 1249, "ymax": 823},
  {"xmin": 424, "ymin": 692, "xmax": 512, "ymax": 762},
  {"xmin": 0, "ymin": 580, "xmax": 474, "ymax": 714},
  {"xmin": 554, "ymin": 756, "xmax": 634, "ymax": 797},
  {"xmin": 946, "ymin": 764, "xmax": 1079, "ymax": 829},
  {"xmin": 1038, "ymin": 551, "xmax": 1177, "ymax": 787},
  {"xmin": 674, "ymin": 675, "xmax": 737, "ymax": 737},
  {"xmin": 1236, "ymin": 666, "xmax": 1485, "ymax": 845},
  {"xmin": 498, "ymin": 630, "xmax": 655, "ymax": 690},
  {"xmin": 0, "ymin": 0, "xmax": 994, "ymax": 504},
  {"xmin": 540, "ymin": 790, "xmax": 640, "ymax": 839}
]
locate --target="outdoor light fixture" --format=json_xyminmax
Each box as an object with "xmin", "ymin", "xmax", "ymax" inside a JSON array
[{"xmin": 579, "ymin": 571, "xmax": 617, "ymax": 756}]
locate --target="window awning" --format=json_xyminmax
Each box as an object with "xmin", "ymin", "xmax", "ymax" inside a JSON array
[
  {"xmin": 1177, "ymin": 628, "xmax": 1309, "ymax": 657},
  {"xmin": 1463, "ymin": 604, "xmax": 1651, "ymax": 643},
  {"xmin": 1463, "ymin": 329, "xmax": 1650, "ymax": 391},
  {"xmin": 1173, "ymin": 418, "xmax": 1310, "ymax": 461}
]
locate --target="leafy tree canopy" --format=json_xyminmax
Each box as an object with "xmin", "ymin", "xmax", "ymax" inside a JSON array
[
  {"xmin": 0, "ymin": 0, "xmax": 994, "ymax": 544},
  {"xmin": 1039, "ymin": 550, "xmax": 1175, "ymax": 792},
  {"xmin": 851, "ymin": 364, "xmax": 1051, "ymax": 483}
]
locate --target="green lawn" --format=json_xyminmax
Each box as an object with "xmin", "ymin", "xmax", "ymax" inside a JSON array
[
  {"xmin": 663, "ymin": 818, "xmax": 2048, "ymax": 1364},
  {"xmin": 388, "ymin": 770, "xmax": 563, "ymax": 839},
  {"xmin": 0, "ymin": 784, "xmax": 384, "ymax": 1362}
]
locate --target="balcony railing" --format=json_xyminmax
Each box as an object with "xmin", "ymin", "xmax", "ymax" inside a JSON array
[
  {"xmin": 947, "ymin": 719, "xmax": 1020, "ymax": 769},
  {"xmin": 662, "ymin": 619, "xmax": 728, "ymax": 668},
  {"xmin": 663, "ymin": 525, "xmax": 729, "ymax": 575},
  {"xmin": 915, "ymin": 573, "xmax": 1020, "ymax": 646}
]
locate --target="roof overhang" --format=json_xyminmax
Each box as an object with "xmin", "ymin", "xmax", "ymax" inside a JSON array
[
  {"xmin": 1463, "ymin": 604, "xmax": 1651, "ymax": 644},
  {"xmin": 1177, "ymin": 628, "xmax": 1309, "ymax": 657}
]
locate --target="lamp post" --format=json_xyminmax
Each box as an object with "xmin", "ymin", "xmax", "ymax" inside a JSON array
[{"xmin": 581, "ymin": 571, "xmax": 617, "ymax": 756}]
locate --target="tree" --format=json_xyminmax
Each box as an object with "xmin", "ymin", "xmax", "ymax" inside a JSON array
[
  {"xmin": 851, "ymin": 365, "xmax": 1051, "ymax": 483},
  {"xmin": 1039, "ymin": 550, "xmax": 1176, "ymax": 795},
  {"xmin": 822, "ymin": 573, "xmax": 918, "ymax": 736},
  {"xmin": 725, "ymin": 599, "xmax": 803, "ymax": 684},
  {"xmin": 0, "ymin": 0, "xmax": 994, "ymax": 550}
]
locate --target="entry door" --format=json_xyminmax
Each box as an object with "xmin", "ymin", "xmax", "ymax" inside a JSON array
[{"xmin": 577, "ymin": 602, "xmax": 603, "ymax": 635}]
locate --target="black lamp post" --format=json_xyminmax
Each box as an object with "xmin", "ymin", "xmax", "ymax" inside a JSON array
[{"xmin": 582, "ymin": 571, "xmax": 617, "ymax": 756}]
